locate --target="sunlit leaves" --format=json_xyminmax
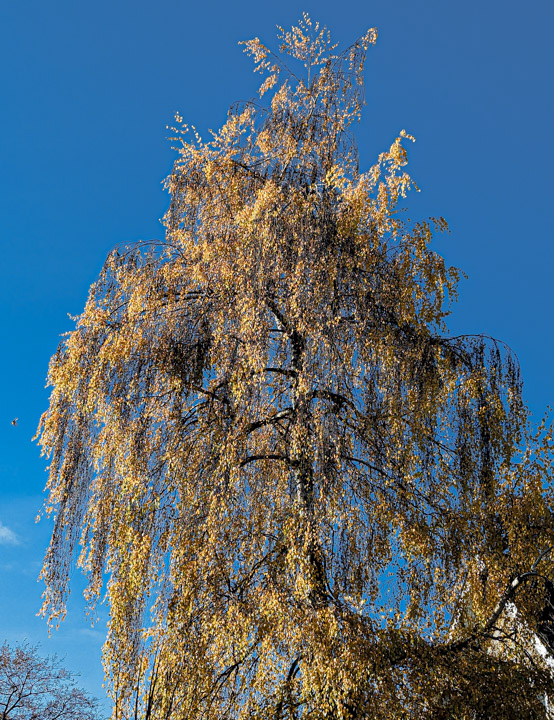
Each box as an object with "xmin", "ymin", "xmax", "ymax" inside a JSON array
[{"xmin": 37, "ymin": 16, "xmax": 554, "ymax": 720}]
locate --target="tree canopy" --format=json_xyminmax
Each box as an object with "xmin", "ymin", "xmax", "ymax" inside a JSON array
[
  {"xmin": 0, "ymin": 642, "xmax": 100, "ymax": 720},
  {"xmin": 37, "ymin": 15, "xmax": 554, "ymax": 719}
]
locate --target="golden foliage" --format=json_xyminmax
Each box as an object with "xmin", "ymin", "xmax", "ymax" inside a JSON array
[{"xmin": 37, "ymin": 17, "xmax": 554, "ymax": 720}]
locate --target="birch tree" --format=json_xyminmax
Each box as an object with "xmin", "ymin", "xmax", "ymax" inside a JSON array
[{"xmin": 37, "ymin": 16, "xmax": 554, "ymax": 719}]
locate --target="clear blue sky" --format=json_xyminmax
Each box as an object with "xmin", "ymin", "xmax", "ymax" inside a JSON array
[{"xmin": 1, "ymin": 0, "xmax": 553, "ymax": 712}]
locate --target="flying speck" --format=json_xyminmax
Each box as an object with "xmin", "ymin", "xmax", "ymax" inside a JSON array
[{"xmin": 11, "ymin": 418, "xmax": 17, "ymax": 427}]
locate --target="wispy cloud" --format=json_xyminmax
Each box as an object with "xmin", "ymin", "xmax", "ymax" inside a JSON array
[
  {"xmin": 0, "ymin": 521, "xmax": 19, "ymax": 545},
  {"xmin": 78, "ymin": 628, "xmax": 105, "ymax": 642}
]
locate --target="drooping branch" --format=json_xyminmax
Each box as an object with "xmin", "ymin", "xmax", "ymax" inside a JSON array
[
  {"xmin": 449, "ymin": 547, "xmax": 554, "ymax": 653},
  {"xmin": 239, "ymin": 454, "xmax": 297, "ymax": 469}
]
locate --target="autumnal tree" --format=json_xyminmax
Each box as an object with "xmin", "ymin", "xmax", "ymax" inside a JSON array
[
  {"xmin": 37, "ymin": 15, "xmax": 554, "ymax": 720},
  {"xmin": 0, "ymin": 642, "xmax": 100, "ymax": 720}
]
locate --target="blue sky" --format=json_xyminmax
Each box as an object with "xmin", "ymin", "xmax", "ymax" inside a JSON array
[{"xmin": 1, "ymin": 0, "xmax": 553, "ymax": 712}]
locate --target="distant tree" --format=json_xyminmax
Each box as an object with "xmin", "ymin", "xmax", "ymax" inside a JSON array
[
  {"xmin": 37, "ymin": 15, "xmax": 554, "ymax": 720},
  {"xmin": 0, "ymin": 642, "xmax": 100, "ymax": 720}
]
